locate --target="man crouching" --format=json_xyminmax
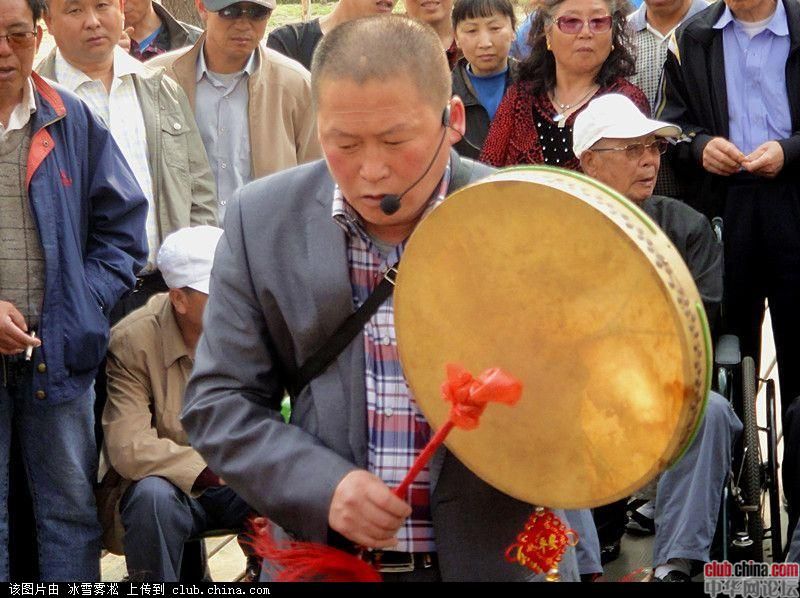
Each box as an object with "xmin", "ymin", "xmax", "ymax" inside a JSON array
[{"xmin": 100, "ymin": 226, "xmax": 256, "ymax": 582}]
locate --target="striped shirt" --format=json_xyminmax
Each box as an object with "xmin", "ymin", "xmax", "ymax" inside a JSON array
[
  {"xmin": 331, "ymin": 163, "xmax": 451, "ymax": 553},
  {"xmin": 627, "ymin": 0, "xmax": 708, "ymax": 113},
  {"xmin": 55, "ymin": 47, "xmax": 157, "ymax": 271},
  {"xmin": 627, "ymin": 0, "xmax": 708, "ymax": 199}
]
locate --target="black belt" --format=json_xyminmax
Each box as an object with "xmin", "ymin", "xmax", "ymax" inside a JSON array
[{"xmin": 365, "ymin": 551, "xmax": 438, "ymax": 574}]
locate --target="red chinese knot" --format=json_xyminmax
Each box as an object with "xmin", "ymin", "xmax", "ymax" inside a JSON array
[{"xmin": 505, "ymin": 507, "xmax": 578, "ymax": 580}]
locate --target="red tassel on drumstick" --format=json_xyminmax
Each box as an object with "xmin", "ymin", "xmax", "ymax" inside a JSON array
[{"xmin": 250, "ymin": 363, "xmax": 522, "ymax": 581}]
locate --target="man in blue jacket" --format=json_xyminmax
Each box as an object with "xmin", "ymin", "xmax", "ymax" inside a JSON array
[{"xmin": 0, "ymin": 0, "xmax": 148, "ymax": 581}]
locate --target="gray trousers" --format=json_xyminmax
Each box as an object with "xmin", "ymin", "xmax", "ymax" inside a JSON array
[
  {"xmin": 120, "ymin": 476, "xmax": 252, "ymax": 582},
  {"xmin": 654, "ymin": 392, "xmax": 742, "ymax": 565},
  {"xmin": 564, "ymin": 509, "xmax": 602, "ymax": 576},
  {"xmin": 563, "ymin": 392, "xmax": 741, "ymax": 575}
]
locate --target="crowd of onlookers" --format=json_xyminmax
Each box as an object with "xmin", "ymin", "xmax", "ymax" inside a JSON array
[{"xmin": 2, "ymin": 0, "xmax": 800, "ymax": 583}]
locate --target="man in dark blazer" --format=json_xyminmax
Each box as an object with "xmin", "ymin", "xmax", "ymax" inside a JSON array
[
  {"xmin": 660, "ymin": 0, "xmax": 800, "ymax": 535},
  {"xmin": 181, "ymin": 15, "xmax": 579, "ymax": 581}
]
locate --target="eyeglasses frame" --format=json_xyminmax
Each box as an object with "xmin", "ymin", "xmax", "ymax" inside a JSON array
[
  {"xmin": 553, "ymin": 15, "xmax": 614, "ymax": 34},
  {"xmin": 0, "ymin": 30, "xmax": 37, "ymax": 49},
  {"xmin": 589, "ymin": 139, "xmax": 671, "ymax": 159}
]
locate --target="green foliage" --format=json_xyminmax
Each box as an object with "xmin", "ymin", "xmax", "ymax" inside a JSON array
[
  {"xmin": 281, "ymin": 395, "xmax": 292, "ymax": 423},
  {"xmin": 269, "ymin": 1, "xmax": 334, "ymax": 29}
]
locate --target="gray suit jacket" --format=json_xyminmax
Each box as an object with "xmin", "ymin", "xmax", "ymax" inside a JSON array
[{"xmin": 182, "ymin": 152, "xmax": 578, "ymax": 581}]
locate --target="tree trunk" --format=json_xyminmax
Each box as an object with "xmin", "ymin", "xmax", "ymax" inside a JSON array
[
  {"xmin": 302, "ymin": 0, "xmax": 309, "ymax": 21},
  {"xmin": 158, "ymin": 0, "xmax": 203, "ymax": 28}
]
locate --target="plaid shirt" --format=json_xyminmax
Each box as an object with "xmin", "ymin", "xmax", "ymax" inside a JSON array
[
  {"xmin": 627, "ymin": 0, "xmax": 708, "ymax": 199},
  {"xmin": 129, "ymin": 26, "xmax": 169, "ymax": 62},
  {"xmin": 332, "ymin": 163, "xmax": 451, "ymax": 553}
]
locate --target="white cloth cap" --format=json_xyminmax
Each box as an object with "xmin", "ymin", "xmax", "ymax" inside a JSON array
[
  {"xmin": 572, "ymin": 94, "xmax": 681, "ymax": 158},
  {"xmin": 157, "ymin": 226, "xmax": 224, "ymax": 295}
]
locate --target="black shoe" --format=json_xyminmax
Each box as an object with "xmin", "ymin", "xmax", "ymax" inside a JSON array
[
  {"xmin": 625, "ymin": 508, "xmax": 656, "ymax": 536},
  {"xmin": 600, "ymin": 539, "xmax": 621, "ymax": 565},
  {"xmin": 653, "ymin": 570, "xmax": 692, "ymax": 582}
]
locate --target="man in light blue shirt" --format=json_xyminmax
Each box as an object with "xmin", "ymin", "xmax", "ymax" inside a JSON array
[
  {"xmin": 193, "ymin": 45, "xmax": 257, "ymax": 221},
  {"xmin": 713, "ymin": 0, "xmax": 791, "ymax": 159},
  {"xmin": 149, "ymin": 0, "xmax": 322, "ymax": 222},
  {"xmin": 661, "ymin": 0, "xmax": 800, "ymax": 547}
]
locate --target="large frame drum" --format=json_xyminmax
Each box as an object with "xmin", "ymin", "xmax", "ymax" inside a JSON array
[{"xmin": 394, "ymin": 166, "xmax": 711, "ymax": 510}]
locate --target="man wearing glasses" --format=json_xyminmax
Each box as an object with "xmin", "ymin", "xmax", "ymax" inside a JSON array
[
  {"xmin": 0, "ymin": 0, "xmax": 148, "ymax": 580},
  {"xmin": 575, "ymin": 94, "xmax": 741, "ymax": 582},
  {"xmin": 150, "ymin": 0, "xmax": 322, "ymax": 221}
]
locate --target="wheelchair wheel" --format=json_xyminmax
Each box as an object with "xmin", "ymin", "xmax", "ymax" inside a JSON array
[
  {"xmin": 765, "ymin": 378, "xmax": 783, "ymax": 561},
  {"xmin": 741, "ymin": 356, "xmax": 764, "ymax": 561}
]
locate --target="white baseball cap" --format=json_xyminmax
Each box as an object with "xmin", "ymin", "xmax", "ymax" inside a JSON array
[
  {"xmin": 572, "ymin": 94, "xmax": 681, "ymax": 158},
  {"xmin": 157, "ymin": 226, "xmax": 224, "ymax": 295}
]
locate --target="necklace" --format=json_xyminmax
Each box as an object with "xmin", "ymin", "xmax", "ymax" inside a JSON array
[{"xmin": 551, "ymin": 85, "xmax": 599, "ymax": 127}]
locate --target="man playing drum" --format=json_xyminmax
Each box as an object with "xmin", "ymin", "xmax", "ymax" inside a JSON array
[
  {"xmin": 180, "ymin": 15, "xmax": 579, "ymax": 581},
  {"xmin": 575, "ymin": 93, "xmax": 743, "ymax": 582}
]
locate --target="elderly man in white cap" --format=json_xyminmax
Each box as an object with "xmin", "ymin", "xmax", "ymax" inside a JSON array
[
  {"xmin": 575, "ymin": 94, "xmax": 724, "ymax": 329},
  {"xmin": 99, "ymin": 226, "xmax": 255, "ymax": 582},
  {"xmin": 573, "ymin": 94, "xmax": 743, "ymax": 582}
]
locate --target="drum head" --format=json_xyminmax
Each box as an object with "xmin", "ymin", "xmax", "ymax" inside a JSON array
[{"xmin": 394, "ymin": 166, "xmax": 710, "ymax": 509}]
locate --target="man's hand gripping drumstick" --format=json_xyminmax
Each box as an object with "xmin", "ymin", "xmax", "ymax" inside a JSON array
[{"xmin": 328, "ymin": 364, "xmax": 523, "ymax": 548}]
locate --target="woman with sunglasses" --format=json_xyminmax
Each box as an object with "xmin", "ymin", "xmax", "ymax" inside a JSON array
[{"xmin": 479, "ymin": 0, "xmax": 648, "ymax": 170}]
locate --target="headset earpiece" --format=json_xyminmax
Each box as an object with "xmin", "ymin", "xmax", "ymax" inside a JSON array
[{"xmin": 442, "ymin": 104, "xmax": 451, "ymax": 128}]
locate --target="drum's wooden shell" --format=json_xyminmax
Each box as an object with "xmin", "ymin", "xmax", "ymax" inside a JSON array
[{"xmin": 394, "ymin": 166, "xmax": 710, "ymax": 509}]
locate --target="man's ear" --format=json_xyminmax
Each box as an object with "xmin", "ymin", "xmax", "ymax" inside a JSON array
[
  {"xmin": 34, "ymin": 24, "xmax": 43, "ymax": 53},
  {"xmin": 43, "ymin": 5, "xmax": 52, "ymax": 32},
  {"xmin": 445, "ymin": 95, "xmax": 466, "ymax": 145},
  {"xmin": 580, "ymin": 150, "xmax": 596, "ymax": 178},
  {"xmin": 168, "ymin": 288, "xmax": 188, "ymax": 315},
  {"xmin": 195, "ymin": 0, "xmax": 208, "ymax": 24}
]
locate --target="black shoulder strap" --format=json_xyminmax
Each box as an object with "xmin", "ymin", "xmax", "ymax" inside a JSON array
[{"xmin": 288, "ymin": 265, "xmax": 398, "ymax": 398}]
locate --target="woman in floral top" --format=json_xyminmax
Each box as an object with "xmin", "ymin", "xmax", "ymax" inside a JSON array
[{"xmin": 480, "ymin": 0, "xmax": 649, "ymax": 170}]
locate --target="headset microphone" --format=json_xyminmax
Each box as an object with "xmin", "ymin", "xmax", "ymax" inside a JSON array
[
  {"xmin": 380, "ymin": 105, "xmax": 452, "ymax": 216},
  {"xmin": 379, "ymin": 193, "xmax": 402, "ymax": 216}
]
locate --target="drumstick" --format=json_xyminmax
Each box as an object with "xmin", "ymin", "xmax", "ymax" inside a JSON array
[
  {"xmin": 394, "ymin": 420, "xmax": 455, "ymax": 498},
  {"xmin": 250, "ymin": 364, "xmax": 522, "ymax": 582},
  {"xmin": 393, "ymin": 364, "xmax": 522, "ymax": 498}
]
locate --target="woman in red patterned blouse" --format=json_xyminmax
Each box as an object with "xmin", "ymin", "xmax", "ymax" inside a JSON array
[{"xmin": 479, "ymin": 0, "xmax": 649, "ymax": 170}]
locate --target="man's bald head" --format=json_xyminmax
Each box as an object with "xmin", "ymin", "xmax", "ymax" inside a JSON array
[{"xmin": 311, "ymin": 15, "xmax": 451, "ymax": 112}]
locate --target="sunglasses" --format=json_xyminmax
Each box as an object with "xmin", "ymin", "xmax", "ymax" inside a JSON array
[
  {"xmin": 217, "ymin": 4, "xmax": 271, "ymax": 20},
  {"xmin": 0, "ymin": 31, "xmax": 37, "ymax": 49},
  {"xmin": 554, "ymin": 15, "xmax": 613, "ymax": 34},
  {"xmin": 591, "ymin": 139, "xmax": 669, "ymax": 159}
]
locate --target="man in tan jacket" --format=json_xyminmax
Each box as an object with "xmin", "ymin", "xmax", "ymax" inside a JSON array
[
  {"xmin": 101, "ymin": 226, "xmax": 252, "ymax": 582},
  {"xmin": 149, "ymin": 0, "xmax": 322, "ymax": 221}
]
